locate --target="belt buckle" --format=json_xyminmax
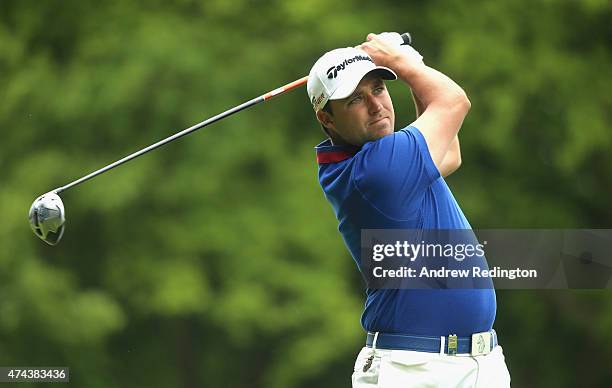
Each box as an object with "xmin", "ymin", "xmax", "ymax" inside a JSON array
[
  {"xmin": 470, "ymin": 331, "xmax": 492, "ymax": 356},
  {"xmin": 447, "ymin": 334, "xmax": 458, "ymax": 355}
]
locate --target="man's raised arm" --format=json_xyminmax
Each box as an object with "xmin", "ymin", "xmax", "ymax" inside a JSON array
[{"xmin": 359, "ymin": 33, "xmax": 470, "ymax": 170}]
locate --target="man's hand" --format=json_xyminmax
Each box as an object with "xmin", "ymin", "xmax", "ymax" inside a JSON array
[
  {"xmin": 358, "ymin": 33, "xmax": 424, "ymax": 71},
  {"xmin": 357, "ymin": 33, "xmax": 404, "ymax": 69},
  {"xmin": 376, "ymin": 32, "xmax": 424, "ymax": 64}
]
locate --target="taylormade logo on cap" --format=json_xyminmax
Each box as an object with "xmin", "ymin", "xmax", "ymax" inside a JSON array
[
  {"xmin": 326, "ymin": 55, "xmax": 373, "ymax": 79},
  {"xmin": 307, "ymin": 47, "xmax": 397, "ymax": 112}
]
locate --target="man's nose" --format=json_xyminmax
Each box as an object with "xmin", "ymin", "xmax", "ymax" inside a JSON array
[{"xmin": 367, "ymin": 96, "xmax": 382, "ymax": 115}]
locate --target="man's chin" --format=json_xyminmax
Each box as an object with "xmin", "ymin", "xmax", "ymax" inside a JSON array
[{"xmin": 369, "ymin": 124, "xmax": 393, "ymax": 140}]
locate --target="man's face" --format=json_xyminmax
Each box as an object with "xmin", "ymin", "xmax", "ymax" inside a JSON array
[{"xmin": 318, "ymin": 74, "xmax": 395, "ymax": 146}]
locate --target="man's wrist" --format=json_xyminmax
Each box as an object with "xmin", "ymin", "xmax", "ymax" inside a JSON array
[{"xmin": 390, "ymin": 59, "xmax": 427, "ymax": 83}]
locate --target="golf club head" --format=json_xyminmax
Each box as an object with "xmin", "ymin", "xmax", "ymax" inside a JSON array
[{"xmin": 29, "ymin": 192, "xmax": 65, "ymax": 245}]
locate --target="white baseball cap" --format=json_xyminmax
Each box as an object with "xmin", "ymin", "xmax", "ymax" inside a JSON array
[{"xmin": 307, "ymin": 47, "xmax": 397, "ymax": 112}]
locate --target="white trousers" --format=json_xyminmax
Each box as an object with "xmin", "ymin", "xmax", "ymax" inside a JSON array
[{"xmin": 352, "ymin": 345, "xmax": 511, "ymax": 388}]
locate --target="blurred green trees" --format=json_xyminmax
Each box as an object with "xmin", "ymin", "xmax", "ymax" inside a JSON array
[{"xmin": 1, "ymin": 0, "xmax": 610, "ymax": 387}]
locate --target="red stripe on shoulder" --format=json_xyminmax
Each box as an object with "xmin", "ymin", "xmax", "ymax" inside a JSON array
[{"xmin": 317, "ymin": 151, "xmax": 354, "ymax": 164}]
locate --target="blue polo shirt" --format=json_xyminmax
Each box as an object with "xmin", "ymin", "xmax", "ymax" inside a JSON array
[{"xmin": 315, "ymin": 125, "xmax": 496, "ymax": 336}]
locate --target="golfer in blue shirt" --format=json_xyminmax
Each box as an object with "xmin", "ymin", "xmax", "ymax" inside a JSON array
[{"xmin": 308, "ymin": 33, "xmax": 511, "ymax": 387}]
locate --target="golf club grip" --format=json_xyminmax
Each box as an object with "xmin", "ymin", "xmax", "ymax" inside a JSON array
[{"xmin": 401, "ymin": 32, "xmax": 412, "ymax": 45}]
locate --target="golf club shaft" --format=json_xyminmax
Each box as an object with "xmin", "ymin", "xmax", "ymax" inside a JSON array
[
  {"xmin": 52, "ymin": 33, "xmax": 412, "ymax": 194},
  {"xmin": 53, "ymin": 76, "xmax": 309, "ymax": 194}
]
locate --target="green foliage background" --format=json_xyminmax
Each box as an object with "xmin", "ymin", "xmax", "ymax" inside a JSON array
[{"xmin": 1, "ymin": 0, "xmax": 610, "ymax": 387}]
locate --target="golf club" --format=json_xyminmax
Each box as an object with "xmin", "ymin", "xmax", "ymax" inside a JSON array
[{"xmin": 29, "ymin": 32, "xmax": 413, "ymax": 245}]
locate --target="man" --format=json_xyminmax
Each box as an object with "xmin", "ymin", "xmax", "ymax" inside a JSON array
[{"xmin": 307, "ymin": 33, "xmax": 511, "ymax": 387}]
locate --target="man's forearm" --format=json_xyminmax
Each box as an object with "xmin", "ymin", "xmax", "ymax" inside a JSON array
[
  {"xmin": 395, "ymin": 61, "xmax": 469, "ymax": 110},
  {"xmin": 411, "ymin": 89, "xmax": 425, "ymax": 118}
]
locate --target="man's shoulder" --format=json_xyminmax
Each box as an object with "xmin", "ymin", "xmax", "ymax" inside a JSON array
[
  {"xmin": 353, "ymin": 125, "xmax": 431, "ymax": 181},
  {"xmin": 358, "ymin": 126, "xmax": 423, "ymax": 159},
  {"xmin": 315, "ymin": 125, "xmax": 436, "ymax": 193}
]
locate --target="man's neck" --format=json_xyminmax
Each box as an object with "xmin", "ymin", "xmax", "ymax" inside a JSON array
[{"xmin": 328, "ymin": 134, "xmax": 349, "ymax": 147}]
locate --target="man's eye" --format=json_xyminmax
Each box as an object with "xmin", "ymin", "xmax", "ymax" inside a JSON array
[
  {"xmin": 349, "ymin": 96, "xmax": 362, "ymax": 105},
  {"xmin": 373, "ymin": 86, "xmax": 385, "ymax": 94}
]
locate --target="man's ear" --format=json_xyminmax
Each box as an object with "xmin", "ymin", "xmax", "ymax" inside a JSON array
[{"xmin": 316, "ymin": 109, "xmax": 335, "ymax": 130}]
